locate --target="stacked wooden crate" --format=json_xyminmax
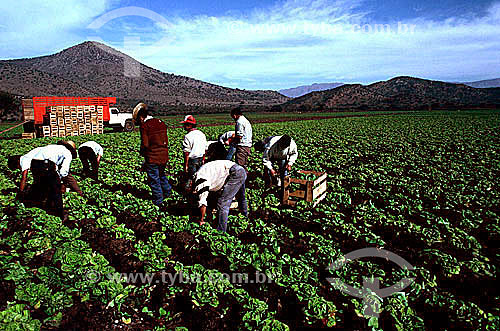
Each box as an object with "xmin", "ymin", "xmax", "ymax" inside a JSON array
[{"xmin": 41, "ymin": 106, "xmax": 104, "ymax": 138}]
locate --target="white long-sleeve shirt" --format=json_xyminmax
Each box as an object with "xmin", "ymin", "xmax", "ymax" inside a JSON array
[
  {"xmin": 183, "ymin": 129, "xmax": 207, "ymax": 159},
  {"xmin": 262, "ymin": 136, "xmax": 298, "ymax": 171},
  {"xmin": 235, "ymin": 116, "xmax": 252, "ymax": 147},
  {"xmin": 219, "ymin": 131, "xmax": 236, "ymax": 146},
  {"xmin": 21, "ymin": 145, "xmax": 73, "ymax": 178},
  {"xmin": 20, "ymin": 147, "xmax": 44, "ymax": 172},
  {"xmin": 79, "ymin": 141, "xmax": 104, "ymax": 156},
  {"xmin": 193, "ymin": 160, "xmax": 236, "ymax": 207}
]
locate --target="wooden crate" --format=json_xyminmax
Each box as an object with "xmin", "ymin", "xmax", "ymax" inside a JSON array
[
  {"xmin": 42, "ymin": 126, "xmax": 51, "ymax": 137},
  {"xmin": 282, "ymin": 170, "xmax": 327, "ymax": 207},
  {"xmin": 22, "ymin": 133, "xmax": 36, "ymax": 139}
]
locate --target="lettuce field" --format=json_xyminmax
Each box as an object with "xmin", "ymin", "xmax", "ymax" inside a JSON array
[{"xmin": 0, "ymin": 110, "xmax": 499, "ymax": 330}]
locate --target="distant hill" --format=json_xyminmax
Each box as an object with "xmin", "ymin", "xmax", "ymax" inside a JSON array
[
  {"xmin": 283, "ymin": 76, "xmax": 500, "ymax": 111},
  {"xmin": 0, "ymin": 91, "xmax": 22, "ymax": 122},
  {"xmin": 464, "ymin": 78, "xmax": 500, "ymax": 88},
  {"xmin": 279, "ymin": 83, "xmax": 344, "ymax": 98},
  {"xmin": 0, "ymin": 41, "xmax": 288, "ymax": 116}
]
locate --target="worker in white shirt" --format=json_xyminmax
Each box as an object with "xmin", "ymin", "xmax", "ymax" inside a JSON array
[
  {"xmin": 218, "ymin": 130, "xmax": 236, "ymax": 160},
  {"xmin": 7, "ymin": 141, "xmax": 79, "ymax": 219},
  {"xmin": 254, "ymin": 135, "xmax": 298, "ymax": 191},
  {"xmin": 78, "ymin": 141, "xmax": 103, "ymax": 180},
  {"xmin": 230, "ymin": 108, "xmax": 252, "ymax": 170},
  {"xmin": 180, "ymin": 115, "xmax": 207, "ymax": 191},
  {"xmin": 189, "ymin": 160, "xmax": 248, "ymax": 232}
]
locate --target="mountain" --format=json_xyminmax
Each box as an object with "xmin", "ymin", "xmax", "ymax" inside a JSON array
[
  {"xmin": 0, "ymin": 41, "xmax": 288, "ymax": 115},
  {"xmin": 283, "ymin": 76, "xmax": 500, "ymax": 111},
  {"xmin": 279, "ymin": 83, "xmax": 344, "ymax": 98},
  {"xmin": 464, "ymin": 78, "xmax": 500, "ymax": 88},
  {"xmin": 0, "ymin": 91, "xmax": 22, "ymax": 122}
]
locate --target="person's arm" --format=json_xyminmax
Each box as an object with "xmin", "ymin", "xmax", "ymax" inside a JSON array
[
  {"xmin": 96, "ymin": 154, "xmax": 102, "ymax": 165},
  {"xmin": 182, "ymin": 135, "xmax": 191, "ymax": 173},
  {"xmin": 184, "ymin": 152, "xmax": 190, "ymax": 173},
  {"xmin": 62, "ymin": 174, "xmax": 84, "ymax": 196},
  {"xmin": 233, "ymin": 122, "xmax": 243, "ymax": 144},
  {"xmin": 287, "ymin": 141, "xmax": 298, "ymax": 170},
  {"xmin": 199, "ymin": 205, "xmax": 207, "ymax": 225},
  {"xmin": 140, "ymin": 126, "xmax": 148, "ymax": 156},
  {"xmin": 19, "ymin": 170, "xmax": 28, "ymax": 192},
  {"xmin": 263, "ymin": 147, "xmax": 275, "ymax": 175},
  {"xmin": 198, "ymin": 189, "xmax": 209, "ymax": 225}
]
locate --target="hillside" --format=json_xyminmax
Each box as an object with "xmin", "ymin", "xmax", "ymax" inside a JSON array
[
  {"xmin": 464, "ymin": 78, "xmax": 500, "ymax": 88},
  {"xmin": 279, "ymin": 82, "xmax": 344, "ymax": 98},
  {"xmin": 0, "ymin": 41, "xmax": 288, "ymax": 115},
  {"xmin": 283, "ymin": 76, "xmax": 500, "ymax": 111}
]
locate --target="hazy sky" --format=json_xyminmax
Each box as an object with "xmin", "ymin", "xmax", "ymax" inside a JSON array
[{"xmin": 1, "ymin": 0, "xmax": 499, "ymax": 90}]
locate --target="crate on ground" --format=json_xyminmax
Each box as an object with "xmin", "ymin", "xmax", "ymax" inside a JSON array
[
  {"xmin": 22, "ymin": 133, "xmax": 36, "ymax": 139},
  {"xmin": 282, "ymin": 170, "xmax": 327, "ymax": 207},
  {"xmin": 42, "ymin": 126, "xmax": 51, "ymax": 137}
]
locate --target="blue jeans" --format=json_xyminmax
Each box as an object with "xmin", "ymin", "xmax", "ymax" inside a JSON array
[
  {"xmin": 145, "ymin": 163, "xmax": 172, "ymax": 206},
  {"xmin": 185, "ymin": 157, "xmax": 203, "ymax": 191},
  {"xmin": 217, "ymin": 164, "xmax": 248, "ymax": 232},
  {"xmin": 226, "ymin": 145, "xmax": 236, "ymax": 160}
]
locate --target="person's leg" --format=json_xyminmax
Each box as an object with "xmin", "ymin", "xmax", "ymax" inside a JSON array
[
  {"xmin": 79, "ymin": 148, "xmax": 91, "ymax": 177},
  {"xmin": 226, "ymin": 146, "xmax": 236, "ymax": 160},
  {"xmin": 234, "ymin": 167, "xmax": 248, "ymax": 216},
  {"xmin": 263, "ymin": 167, "xmax": 272, "ymax": 188},
  {"xmin": 235, "ymin": 147, "xmax": 250, "ymax": 170},
  {"xmin": 185, "ymin": 157, "xmax": 202, "ymax": 192},
  {"xmin": 30, "ymin": 160, "xmax": 45, "ymax": 204},
  {"xmin": 278, "ymin": 159, "xmax": 287, "ymax": 200},
  {"xmin": 45, "ymin": 162, "xmax": 63, "ymax": 218},
  {"xmin": 158, "ymin": 164, "xmax": 172, "ymax": 198},
  {"xmin": 217, "ymin": 165, "xmax": 246, "ymax": 232},
  {"xmin": 89, "ymin": 152, "xmax": 99, "ymax": 180},
  {"xmin": 145, "ymin": 164, "xmax": 164, "ymax": 206}
]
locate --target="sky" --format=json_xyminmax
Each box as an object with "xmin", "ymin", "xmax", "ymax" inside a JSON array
[{"xmin": 0, "ymin": 0, "xmax": 499, "ymax": 90}]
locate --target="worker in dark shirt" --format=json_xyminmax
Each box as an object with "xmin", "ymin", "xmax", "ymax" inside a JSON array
[{"xmin": 133, "ymin": 103, "xmax": 172, "ymax": 206}]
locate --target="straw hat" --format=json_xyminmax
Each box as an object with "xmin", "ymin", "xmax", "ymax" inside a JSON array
[
  {"xmin": 132, "ymin": 103, "xmax": 147, "ymax": 123},
  {"xmin": 58, "ymin": 140, "xmax": 77, "ymax": 158}
]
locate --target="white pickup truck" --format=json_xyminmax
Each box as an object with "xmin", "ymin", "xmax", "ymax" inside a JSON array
[{"xmin": 108, "ymin": 107, "xmax": 135, "ymax": 132}]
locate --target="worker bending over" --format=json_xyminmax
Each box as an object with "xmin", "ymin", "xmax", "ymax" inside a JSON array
[
  {"xmin": 254, "ymin": 134, "xmax": 298, "ymax": 190},
  {"xmin": 78, "ymin": 141, "xmax": 103, "ymax": 180},
  {"xmin": 190, "ymin": 160, "xmax": 248, "ymax": 232},
  {"xmin": 218, "ymin": 130, "xmax": 236, "ymax": 160},
  {"xmin": 7, "ymin": 141, "xmax": 80, "ymax": 219}
]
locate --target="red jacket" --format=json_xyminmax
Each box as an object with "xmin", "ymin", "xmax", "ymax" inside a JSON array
[{"xmin": 140, "ymin": 117, "xmax": 169, "ymax": 165}]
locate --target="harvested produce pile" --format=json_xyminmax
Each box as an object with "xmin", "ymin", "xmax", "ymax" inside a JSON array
[
  {"xmin": 40, "ymin": 105, "xmax": 104, "ymax": 137},
  {"xmin": 0, "ymin": 110, "xmax": 499, "ymax": 330}
]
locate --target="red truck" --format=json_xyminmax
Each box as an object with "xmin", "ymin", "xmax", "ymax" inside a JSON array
[{"xmin": 22, "ymin": 96, "xmax": 134, "ymax": 137}]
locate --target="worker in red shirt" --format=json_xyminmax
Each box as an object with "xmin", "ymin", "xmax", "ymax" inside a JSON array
[{"xmin": 133, "ymin": 103, "xmax": 172, "ymax": 206}]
